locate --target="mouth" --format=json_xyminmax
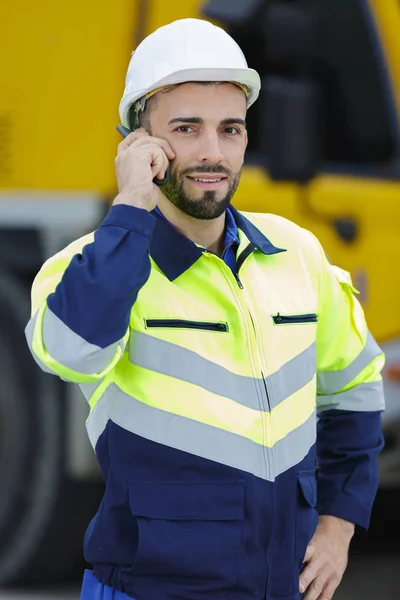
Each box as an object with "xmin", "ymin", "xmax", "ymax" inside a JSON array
[{"xmin": 186, "ymin": 175, "xmax": 228, "ymax": 189}]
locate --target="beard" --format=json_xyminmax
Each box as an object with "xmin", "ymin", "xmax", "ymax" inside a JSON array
[{"xmin": 161, "ymin": 163, "xmax": 241, "ymax": 220}]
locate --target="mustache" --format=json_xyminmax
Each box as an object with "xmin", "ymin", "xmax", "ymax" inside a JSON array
[{"xmin": 180, "ymin": 164, "xmax": 231, "ymax": 177}]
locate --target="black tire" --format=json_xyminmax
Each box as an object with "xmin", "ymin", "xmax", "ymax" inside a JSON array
[{"xmin": 0, "ymin": 272, "xmax": 104, "ymax": 585}]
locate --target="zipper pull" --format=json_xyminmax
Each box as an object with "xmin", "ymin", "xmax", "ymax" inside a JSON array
[{"xmin": 234, "ymin": 273, "xmax": 244, "ymax": 289}]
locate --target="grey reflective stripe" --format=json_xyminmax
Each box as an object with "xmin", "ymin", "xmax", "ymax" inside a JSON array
[
  {"xmin": 129, "ymin": 332, "xmax": 258, "ymax": 408},
  {"xmin": 269, "ymin": 343, "xmax": 316, "ymax": 409},
  {"xmin": 129, "ymin": 332, "xmax": 316, "ymax": 411},
  {"xmin": 86, "ymin": 384, "xmax": 317, "ymax": 481},
  {"xmin": 317, "ymin": 380, "xmax": 385, "ymax": 413},
  {"xmin": 25, "ymin": 313, "xmax": 54, "ymax": 375},
  {"xmin": 271, "ymin": 411, "xmax": 316, "ymax": 477},
  {"xmin": 317, "ymin": 331, "xmax": 383, "ymax": 394},
  {"xmin": 41, "ymin": 308, "xmax": 122, "ymax": 374}
]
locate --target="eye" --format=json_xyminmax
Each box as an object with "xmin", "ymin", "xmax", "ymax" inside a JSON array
[
  {"xmin": 175, "ymin": 125, "xmax": 194, "ymax": 133},
  {"xmin": 223, "ymin": 126, "xmax": 241, "ymax": 135}
]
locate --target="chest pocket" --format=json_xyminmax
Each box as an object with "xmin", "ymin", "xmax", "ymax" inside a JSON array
[
  {"xmin": 144, "ymin": 319, "xmax": 229, "ymax": 332},
  {"xmin": 272, "ymin": 313, "xmax": 318, "ymax": 325},
  {"xmin": 129, "ymin": 480, "xmax": 245, "ymax": 583}
]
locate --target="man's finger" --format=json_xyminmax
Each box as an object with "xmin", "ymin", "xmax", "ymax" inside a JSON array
[
  {"xmin": 303, "ymin": 576, "xmax": 326, "ymax": 600},
  {"xmin": 303, "ymin": 543, "xmax": 315, "ymax": 564},
  {"xmin": 150, "ymin": 148, "xmax": 170, "ymax": 180},
  {"xmin": 299, "ymin": 554, "xmax": 324, "ymax": 594},
  {"xmin": 317, "ymin": 575, "xmax": 342, "ymax": 600},
  {"xmin": 130, "ymin": 135, "xmax": 176, "ymax": 160},
  {"xmin": 118, "ymin": 130, "xmax": 149, "ymax": 152}
]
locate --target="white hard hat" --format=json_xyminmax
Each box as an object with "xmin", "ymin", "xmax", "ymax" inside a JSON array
[{"xmin": 119, "ymin": 18, "xmax": 261, "ymax": 128}]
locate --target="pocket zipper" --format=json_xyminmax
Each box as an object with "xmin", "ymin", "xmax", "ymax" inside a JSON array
[
  {"xmin": 272, "ymin": 313, "xmax": 318, "ymax": 325},
  {"xmin": 145, "ymin": 319, "xmax": 229, "ymax": 332}
]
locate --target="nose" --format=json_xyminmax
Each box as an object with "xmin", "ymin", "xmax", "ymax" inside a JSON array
[{"xmin": 197, "ymin": 129, "xmax": 224, "ymax": 164}]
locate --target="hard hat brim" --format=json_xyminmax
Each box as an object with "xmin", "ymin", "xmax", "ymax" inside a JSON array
[{"xmin": 119, "ymin": 67, "xmax": 261, "ymax": 128}]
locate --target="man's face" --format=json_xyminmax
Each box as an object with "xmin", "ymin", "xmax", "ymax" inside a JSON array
[{"xmin": 149, "ymin": 82, "xmax": 248, "ymax": 220}]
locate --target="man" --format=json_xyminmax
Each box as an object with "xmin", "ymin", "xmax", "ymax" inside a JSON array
[{"xmin": 25, "ymin": 18, "xmax": 385, "ymax": 600}]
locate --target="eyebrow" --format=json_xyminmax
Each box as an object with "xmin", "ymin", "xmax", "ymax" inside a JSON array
[{"xmin": 167, "ymin": 117, "xmax": 246, "ymax": 127}]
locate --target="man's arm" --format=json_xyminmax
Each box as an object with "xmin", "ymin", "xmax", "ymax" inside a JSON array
[
  {"xmin": 299, "ymin": 235, "xmax": 384, "ymax": 600},
  {"xmin": 315, "ymin": 263, "xmax": 385, "ymax": 527},
  {"xmin": 25, "ymin": 128, "xmax": 175, "ymax": 384},
  {"xmin": 25, "ymin": 205, "xmax": 155, "ymax": 383}
]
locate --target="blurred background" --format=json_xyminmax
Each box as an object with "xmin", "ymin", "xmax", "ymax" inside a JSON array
[{"xmin": 1, "ymin": 0, "xmax": 400, "ymax": 598}]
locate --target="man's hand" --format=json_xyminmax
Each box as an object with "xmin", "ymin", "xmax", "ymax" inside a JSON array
[
  {"xmin": 113, "ymin": 128, "xmax": 176, "ymax": 212},
  {"xmin": 299, "ymin": 515, "xmax": 355, "ymax": 600}
]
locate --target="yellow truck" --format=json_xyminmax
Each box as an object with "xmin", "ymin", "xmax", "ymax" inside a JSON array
[{"xmin": 1, "ymin": 0, "xmax": 399, "ymax": 584}]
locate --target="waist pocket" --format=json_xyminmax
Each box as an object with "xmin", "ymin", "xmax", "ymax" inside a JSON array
[
  {"xmin": 128, "ymin": 480, "xmax": 245, "ymax": 583},
  {"xmin": 295, "ymin": 470, "xmax": 318, "ymax": 577}
]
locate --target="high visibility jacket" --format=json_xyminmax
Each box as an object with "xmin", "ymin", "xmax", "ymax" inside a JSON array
[{"xmin": 25, "ymin": 204, "xmax": 385, "ymax": 600}]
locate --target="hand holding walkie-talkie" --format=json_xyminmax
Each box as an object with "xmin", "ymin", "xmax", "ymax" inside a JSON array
[
  {"xmin": 113, "ymin": 126, "xmax": 175, "ymax": 212},
  {"xmin": 116, "ymin": 125, "xmax": 171, "ymax": 186}
]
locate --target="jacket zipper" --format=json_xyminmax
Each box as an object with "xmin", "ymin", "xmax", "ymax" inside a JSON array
[
  {"xmin": 245, "ymin": 306, "xmax": 272, "ymax": 412},
  {"xmin": 235, "ymin": 245, "xmax": 273, "ymax": 477},
  {"xmin": 235, "ymin": 243, "xmax": 271, "ymax": 412},
  {"xmin": 204, "ymin": 249, "xmax": 272, "ymax": 479},
  {"xmin": 145, "ymin": 319, "xmax": 228, "ymax": 332},
  {"xmin": 233, "ymin": 243, "xmax": 272, "ymax": 414},
  {"xmin": 203, "ymin": 242, "xmax": 256, "ymax": 289},
  {"xmin": 234, "ymin": 243, "xmax": 258, "ymax": 288},
  {"xmin": 237, "ymin": 243, "xmax": 258, "ymax": 274},
  {"xmin": 233, "ymin": 286, "xmax": 272, "ymax": 478},
  {"xmin": 234, "ymin": 245, "xmax": 277, "ymax": 582},
  {"xmin": 272, "ymin": 313, "xmax": 318, "ymax": 325}
]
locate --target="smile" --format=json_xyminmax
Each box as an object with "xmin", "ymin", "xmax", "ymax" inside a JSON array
[
  {"xmin": 186, "ymin": 175, "xmax": 228, "ymax": 188},
  {"xmin": 193, "ymin": 177, "xmax": 223, "ymax": 182}
]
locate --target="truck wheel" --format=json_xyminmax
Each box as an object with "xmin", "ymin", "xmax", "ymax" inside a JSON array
[{"xmin": 0, "ymin": 272, "xmax": 103, "ymax": 585}]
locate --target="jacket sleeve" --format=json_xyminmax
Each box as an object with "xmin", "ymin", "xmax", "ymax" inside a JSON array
[
  {"xmin": 314, "ymin": 239, "xmax": 385, "ymax": 529},
  {"xmin": 25, "ymin": 205, "xmax": 156, "ymax": 384}
]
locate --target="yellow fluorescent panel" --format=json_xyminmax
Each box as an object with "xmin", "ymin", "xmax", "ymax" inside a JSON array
[{"xmin": 114, "ymin": 357, "xmax": 316, "ymax": 448}]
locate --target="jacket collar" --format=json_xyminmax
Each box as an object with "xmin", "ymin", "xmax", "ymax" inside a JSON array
[
  {"xmin": 228, "ymin": 205, "xmax": 287, "ymax": 256},
  {"xmin": 150, "ymin": 204, "xmax": 286, "ymax": 281}
]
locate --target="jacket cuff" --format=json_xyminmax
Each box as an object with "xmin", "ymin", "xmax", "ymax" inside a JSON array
[
  {"xmin": 317, "ymin": 494, "xmax": 372, "ymax": 530},
  {"xmin": 100, "ymin": 204, "xmax": 156, "ymax": 238}
]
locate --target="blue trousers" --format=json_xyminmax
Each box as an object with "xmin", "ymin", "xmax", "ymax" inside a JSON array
[{"xmin": 80, "ymin": 570, "xmax": 133, "ymax": 599}]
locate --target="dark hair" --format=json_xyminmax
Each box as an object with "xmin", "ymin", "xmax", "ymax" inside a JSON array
[{"xmin": 127, "ymin": 93, "xmax": 158, "ymax": 132}]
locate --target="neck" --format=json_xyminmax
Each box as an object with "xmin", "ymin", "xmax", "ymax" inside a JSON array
[{"xmin": 157, "ymin": 196, "xmax": 226, "ymax": 256}]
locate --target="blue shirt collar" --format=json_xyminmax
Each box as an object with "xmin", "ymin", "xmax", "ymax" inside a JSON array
[
  {"xmin": 150, "ymin": 204, "xmax": 286, "ymax": 281},
  {"xmin": 223, "ymin": 205, "xmax": 240, "ymax": 250}
]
